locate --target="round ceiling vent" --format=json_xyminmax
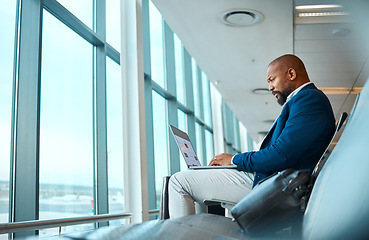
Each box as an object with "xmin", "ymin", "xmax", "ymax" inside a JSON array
[{"xmin": 220, "ymin": 9, "xmax": 264, "ymax": 27}]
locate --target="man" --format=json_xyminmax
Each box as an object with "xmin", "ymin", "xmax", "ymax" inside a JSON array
[{"xmin": 168, "ymin": 54, "xmax": 335, "ymax": 218}]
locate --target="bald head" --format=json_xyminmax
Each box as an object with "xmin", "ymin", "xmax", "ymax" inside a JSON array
[
  {"xmin": 268, "ymin": 54, "xmax": 310, "ymax": 84},
  {"xmin": 266, "ymin": 54, "xmax": 310, "ymax": 105}
]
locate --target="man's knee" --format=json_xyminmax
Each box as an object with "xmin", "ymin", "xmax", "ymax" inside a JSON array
[{"xmin": 169, "ymin": 171, "xmax": 185, "ymax": 190}]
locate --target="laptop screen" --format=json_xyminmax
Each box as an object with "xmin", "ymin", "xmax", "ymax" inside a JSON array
[{"xmin": 169, "ymin": 125, "xmax": 202, "ymax": 167}]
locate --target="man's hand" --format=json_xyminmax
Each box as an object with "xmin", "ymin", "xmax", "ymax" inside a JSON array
[{"xmin": 209, "ymin": 153, "xmax": 234, "ymax": 166}]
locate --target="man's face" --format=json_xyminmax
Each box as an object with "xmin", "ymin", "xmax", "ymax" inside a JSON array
[{"xmin": 266, "ymin": 64, "xmax": 294, "ymax": 106}]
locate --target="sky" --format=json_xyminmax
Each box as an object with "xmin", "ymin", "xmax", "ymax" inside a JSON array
[{"xmin": 0, "ymin": 1, "xmax": 123, "ymax": 190}]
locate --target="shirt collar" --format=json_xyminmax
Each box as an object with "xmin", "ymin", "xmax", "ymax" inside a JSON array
[{"xmin": 286, "ymin": 82, "xmax": 313, "ymax": 102}]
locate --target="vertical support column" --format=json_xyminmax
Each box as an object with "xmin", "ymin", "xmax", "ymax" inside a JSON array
[
  {"xmin": 122, "ymin": 0, "xmax": 149, "ymax": 223},
  {"xmin": 163, "ymin": 23, "xmax": 180, "ymax": 175},
  {"xmin": 94, "ymin": 0, "xmax": 109, "ymax": 227},
  {"xmin": 10, "ymin": 0, "xmax": 43, "ymax": 238}
]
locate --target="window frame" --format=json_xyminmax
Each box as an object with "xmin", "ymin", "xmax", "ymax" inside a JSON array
[{"xmin": 9, "ymin": 0, "xmax": 122, "ymax": 237}]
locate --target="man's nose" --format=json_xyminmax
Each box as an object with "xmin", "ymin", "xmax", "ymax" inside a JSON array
[{"xmin": 268, "ymin": 84, "xmax": 274, "ymax": 91}]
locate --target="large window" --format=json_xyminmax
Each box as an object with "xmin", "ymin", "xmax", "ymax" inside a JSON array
[
  {"xmin": 2, "ymin": 0, "xmax": 123, "ymax": 238},
  {"xmin": 143, "ymin": 0, "xmax": 215, "ymax": 214},
  {"xmin": 0, "ymin": 1, "xmax": 16, "ymax": 227},
  {"xmin": 39, "ymin": 10, "xmax": 94, "ymax": 221},
  {"xmin": 222, "ymin": 101, "xmax": 242, "ymax": 154},
  {"xmin": 152, "ymin": 91, "xmax": 169, "ymax": 208}
]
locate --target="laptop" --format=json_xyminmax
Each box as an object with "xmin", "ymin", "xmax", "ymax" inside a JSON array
[{"xmin": 169, "ymin": 125, "xmax": 237, "ymax": 170}]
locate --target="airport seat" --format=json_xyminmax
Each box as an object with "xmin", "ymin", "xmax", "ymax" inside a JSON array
[
  {"xmin": 202, "ymin": 111, "xmax": 348, "ymax": 214},
  {"xmin": 60, "ymin": 80, "xmax": 369, "ymax": 239}
]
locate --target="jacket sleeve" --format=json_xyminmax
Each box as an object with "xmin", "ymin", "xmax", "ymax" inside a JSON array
[{"xmin": 232, "ymin": 90, "xmax": 334, "ymax": 173}]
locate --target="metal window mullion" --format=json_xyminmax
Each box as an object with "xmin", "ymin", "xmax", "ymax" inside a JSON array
[
  {"xmin": 44, "ymin": 0, "xmax": 104, "ymax": 46},
  {"xmin": 106, "ymin": 43, "xmax": 120, "ymax": 64},
  {"xmin": 94, "ymin": 45, "xmax": 109, "ymax": 219},
  {"xmin": 94, "ymin": 0, "xmax": 108, "ymax": 228},
  {"xmin": 163, "ymin": 23, "xmax": 179, "ymax": 175},
  {"xmin": 183, "ymin": 49, "xmax": 196, "ymax": 145},
  {"xmin": 10, "ymin": 0, "xmax": 43, "ymax": 238},
  {"xmin": 142, "ymin": 0, "xmax": 156, "ymax": 213},
  {"xmin": 197, "ymin": 66, "xmax": 204, "ymax": 123}
]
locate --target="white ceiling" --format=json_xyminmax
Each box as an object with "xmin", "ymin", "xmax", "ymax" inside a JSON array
[{"xmin": 152, "ymin": 0, "xmax": 369, "ymax": 141}]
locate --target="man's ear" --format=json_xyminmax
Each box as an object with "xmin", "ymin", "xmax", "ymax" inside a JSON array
[{"xmin": 287, "ymin": 68, "xmax": 297, "ymax": 81}]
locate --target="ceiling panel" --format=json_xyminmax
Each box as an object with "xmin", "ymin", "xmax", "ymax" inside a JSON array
[{"xmin": 152, "ymin": 0, "xmax": 369, "ymax": 141}]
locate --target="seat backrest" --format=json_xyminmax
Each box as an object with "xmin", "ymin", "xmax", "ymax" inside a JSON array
[
  {"xmin": 311, "ymin": 111, "xmax": 348, "ymax": 177},
  {"xmin": 302, "ymin": 81, "xmax": 369, "ymax": 239}
]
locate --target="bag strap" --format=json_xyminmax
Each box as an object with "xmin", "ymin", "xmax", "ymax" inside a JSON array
[{"xmin": 282, "ymin": 170, "xmax": 310, "ymax": 193}]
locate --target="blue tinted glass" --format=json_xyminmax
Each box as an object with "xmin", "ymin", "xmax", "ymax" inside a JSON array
[
  {"xmin": 0, "ymin": 0, "xmax": 16, "ymax": 225},
  {"xmin": 106, "ymin": 0, "xmax": 121, "ymax": 52},
  {"xmin": 39, "ymin": 11, "xmax": 94, "ymax": 233},
  {"xmin": 174, "ymin": 34, "xmax": 185, "ymax": 104},
  {"xmin": 152, "ymin": 91, "xmax": 169, "ymax": 208},
  {"xmin": 205, "ymin": 130, "xmax": 214, "ymax": 165},
  {"xmin": 177, "ymin": 109, "xmax": 187, "ymax": 171},
  {"xmin": 192, "ymin": 59, "xmax": 201, "ymax": 117},
  {"xmin": 195, "ymin": 123, "xmax": 203, "ymax": 165},
  {"xmin": 106, "ymin": 57, "xmax": 124, "ymax": 216},
  {"xmin": 202, "ymin": 72, "xmax": 212, "ymax": 126},
  {"xmin": 149, "ymin": 1, "xmax": 165, "ymax": 88},
  {"xmin": 56, "ymin": 0, "xmax": 93, "ymax": 29}
]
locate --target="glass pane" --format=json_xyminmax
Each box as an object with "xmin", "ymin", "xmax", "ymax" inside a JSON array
[
  {"xmin": 106, "ymin": 57, "xmax": 124, "ymax": 217},
  {"xmin": 202, "ymin": 72, "xmax": 212, "ymax": 126},
  {"xmin": 195, "ymin": 123, "xmax": 203, "ymax": 165},
  {"xmin": 174, "ymin": 34, "xmax": 185, "ymax": 104},
  {"xmin": 39, "ymin": 11, "xmax": 94, "ymax": 236},
  {"xmin": 192, "ymin": 59, "xmax": 201, "ymax": 117},
  {"xmin": 152, "ymin": 91, "xmax": 169, "ymax": 208},
  {"xmin": 177, "ymin": 110, "xmax": 187, "ymax": 171},
  {"xmin": 106, "ymin": 0, "xmax": 121, "ymax": 52},
  {"xmin": 205, "ymin": 130, "xmax": 214, "ymax": 165},
  {"xmin": 233, "ymin": 117, "xmax": 241, "ymax": 151},
  {"xmin": 0, "ymin": 1, "xmax": 16, "ymax": 226},
  {"xmin": 56, "ymin": 0, "xmax": 93, "ymax": 29},
  {"xmin": 149, "ymin": 0, "xmax": 165, "ymax": 88}
]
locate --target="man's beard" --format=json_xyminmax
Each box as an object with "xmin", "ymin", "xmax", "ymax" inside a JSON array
[{"xmin": 273, "ymin": 91, "xmax": 288, "ymax": 106}]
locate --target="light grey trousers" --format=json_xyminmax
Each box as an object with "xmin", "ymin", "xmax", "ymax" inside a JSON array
[{"xmin": 168, "ymin": 168, "xmax": 254, "ymax": 218}]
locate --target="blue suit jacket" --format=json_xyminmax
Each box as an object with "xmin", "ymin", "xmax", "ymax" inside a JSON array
[{"xmin": 233, "ymin": 83, "xmax": 335, "ymax": 187}]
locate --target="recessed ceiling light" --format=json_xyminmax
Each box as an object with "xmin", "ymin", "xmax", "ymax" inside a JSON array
[
  {"xmin": 220, "ymin": 9, "xmax": 264, "ymax": 27},
  {"xmin": 252, "ymin": 88, "xmax": 270, "ymax": 95},
  {"xmin": 295, "ymin": 5, "xmax": 343, "ymax": 10},
  {"xmin": 297, "ymin": 11, "xmax": 350, "ymax": 17}
]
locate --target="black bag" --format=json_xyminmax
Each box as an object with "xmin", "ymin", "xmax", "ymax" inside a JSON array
[{"xmin": 230, "ymin": 169, "xmax": 310, "ymax": 235}]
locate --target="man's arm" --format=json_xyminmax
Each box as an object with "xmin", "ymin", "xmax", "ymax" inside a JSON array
[{"xmin": 233, "ymin": 90, "xmax": 335, "ymax": 173}]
